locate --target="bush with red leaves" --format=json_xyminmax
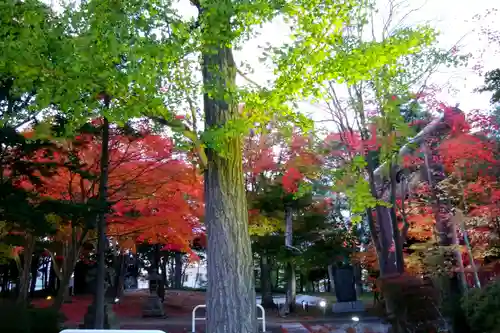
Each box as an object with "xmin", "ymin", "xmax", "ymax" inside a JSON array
[{"xmin": 377, "ymin": 274, "xmax": 445, "ymax": 333}]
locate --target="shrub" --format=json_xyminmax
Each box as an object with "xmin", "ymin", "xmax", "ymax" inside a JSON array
[
  {"xmin": 0, "ymin": 301, "xmax": 65, "ymax": 333},
  {"xmin": 462, "ymin": 279, "xmax": 500, "ymax": 333},
  {"xmin": 0, "ymin": 302, "xmax": 31, "ymax": 333},
  {"xmin": 378, "ymin": 274, "xmax": 444, "ymax": 333},
  {"xmin": 28, "ymin": 306, "xmax": 66, "ymax": 333}
]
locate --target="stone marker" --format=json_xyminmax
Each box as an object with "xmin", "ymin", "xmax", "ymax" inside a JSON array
[
  {"xmin": 142, "ymin": 273, "xmax": 165, "ymax": 318},
  {"xmin": 332, "ymin": 266, "xmax": 365, "ymax": 314}
]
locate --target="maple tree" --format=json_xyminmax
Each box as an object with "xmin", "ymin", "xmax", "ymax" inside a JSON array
[
  {"xmin": 18, "ymin": 121, "xmax": 202, "ymax": 310},
  {"xmin": 0, "ymin": 126, "xmax": 67, "ymax": 303}
]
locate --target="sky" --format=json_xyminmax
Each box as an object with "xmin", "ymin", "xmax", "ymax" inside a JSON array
[
  {"xmin": 48, "ymin": 0, "xmax": 499, "ymax": 125},
  {"xmin": 229, "ymin": 0, "xmax": 499, "ymax": 122}
]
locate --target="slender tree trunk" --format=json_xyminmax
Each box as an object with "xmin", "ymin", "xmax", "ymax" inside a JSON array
[
  {"xmin": 174, "ymin": 251, "xmax": 182, "ymax": 289},
  {"xmin": 422, "ymin": 143, "xmax": 466, "ymax": 288},
  {"xmin": 52, "ymin": 264, "xmax": 73, "ymax": 311},
  {"xmin": 389, "ymin": 163, "xmax": 405, "ymax": 273},
  {"xmin": 29, "ymin": 253, "xmax": 39, "ymax": 296},
  {"xmin": 194, "ymin": 261, "xmax": 201, "ymax": 288},
  {"xmin": 52, "ymin": 241, "xmax": 81, "ymax": 310},
  {"xmin": 202, "ymin": 32, "xmax": 257, "ymax": 333},
  {"xmin": 283, "ymin": 205, "xmax": 296, "ymax": 313},
  {"xmin": 272, "ymin": 266, "xmax": 279, "ymax": 290},
  {"xmin": 353, "ymin": 264, "xmax": 363, "ymax": 297},
  {"xmin": 285, "ymin": 262, "xmax": 296, "ymax": 313},
  {"xmin": 161, "ymin": 258, "xmax": 167, "ymax": 289},
  {"xmin": 365, "ymin": 151, "xmax": 395, "ymax": 276},
  {"xmin": 17, "ymin": 234, "xmax": 36, "ymax": 303},
  {"xmin": 260, "ymin": 254, "xmax": 274, "ymax": 308},
  {"xmin": 42, "ymin": 259, "xmax": 48, "ymax": 290},
  {"xmin": 114, "ymin": 254, "xmax": 126, "ymax": 299},
  {"xmin": 299, "ymin": 273, "xmax": 304, "ymax": 293},
  {"xmin": 169, "ymin": 256, "xmax": 175, "ymax": 289},
  {"xmin": 327, "ymin": 265, "xmax": 335, "ymax": 294},
  {"xmin": 93, "ymin": 116, "xmax": 110, "ymax": 329},
  {"xmin": 48, "ymin": 261, "xmax": 57, "ymax": 294}
]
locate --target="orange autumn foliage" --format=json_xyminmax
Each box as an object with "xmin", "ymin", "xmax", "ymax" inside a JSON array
[{"xmin": 21, "ymin": 124, "xmax": 203, "ymax": 253}]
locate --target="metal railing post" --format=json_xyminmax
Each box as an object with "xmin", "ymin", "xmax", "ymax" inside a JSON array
[
  {"xmin": 192, "ymin": 303, "xmax": 266, "ymax": 332},
  {"xmin": 192, "ymin": 304, "xmax": 206, "ymax": 333},
  {"xmin": 257, "ymin": 304, "xmax": 266, "ymax": 332}
]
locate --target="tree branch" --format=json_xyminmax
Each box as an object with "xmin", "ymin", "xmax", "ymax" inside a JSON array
[{"xmin": 147, "ymin": 115, "xmax": 207, "ymax": 170}]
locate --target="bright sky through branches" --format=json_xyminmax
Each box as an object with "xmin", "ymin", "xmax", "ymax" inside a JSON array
[{"xmin": 48, "ymin": 0, "xmax": 499, "ymax": 124}]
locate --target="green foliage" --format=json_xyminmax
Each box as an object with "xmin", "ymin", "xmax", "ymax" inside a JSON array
[
  {"xmin": 462, "ymin": 279, "xmax": 500, "ymax": 333},
  {"xmin": 477, "ymin": 68, "xmax": 500, "ymax": 104},
  {"xmin": 0, "ymin": 0, "xmax": 63, "ymax": 127},
  {"xmin": 1, "ymin": 0, "xmax": 193, "ymax": 133}
]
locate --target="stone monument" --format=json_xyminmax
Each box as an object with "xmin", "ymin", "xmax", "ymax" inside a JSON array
[
  {"xmin": 332, "ymin": 266, "xmax": 365, "ymax": 313},
  {"xmin": 80, "ymin": 303, "xmax": 119, "ymax": 329},
  {"xmin": 141, "ymin": 272, "xmax": 165, "ymax": 318},
  {"xmin": 81, "ymin": 267, "xmax": 119, "ymax": 329}
]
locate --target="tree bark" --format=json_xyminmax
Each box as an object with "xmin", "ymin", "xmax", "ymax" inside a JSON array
[
  {"xmin": 16, "ymin": 234, "xmax": 36, "ymax": 303},
  {"xmin": 52, "ymin": 261, "xmax": 74, "ymax": 310},
  {"xmin": 48, "ymin": 261, "xmax": 58, "ymax": 294},
  {"xmin": 260, "ymin": 254, "xmax": 274, "ymax": 308},
  {"xmin": 29, "ymin": 253, "xmax": 40, "ymax": 296},
  {"xmin": 389, "ymin": 163, "xmax": 405, "ymax": 273},
  {"xmin": 202, "ymin": 30, "xmax": 257, "ymax": 333},
  {"xmin": 114, "ymin": 253, "xmax": 126, "ymax": 299},
  {"xmin": 422, "ymin": 143, "xmax": 466, "ymax": 287},
  {"xmin": 353, "ymin": 264, "xmax": 363, "ymax": 297},
  {"xmin": 174, "ymin": 251, "xmax": 182, "ymax": 289},
  {"xmin": 272, "ymin": 266, "xmax": 279, "ymax": 290},
  {"xmin": 93, "ymin": 116, "xmax": 110, "ymax": 329},
  {"xmin": 285, "ymin": 262, "xmax": 296, "ymax": 313},
  {"xmin": 327, "ymin": 264, "xmax": 335, "ymax": 294},
  {"xmin": 161, "ymin": 257, "xmax": 167, "ymax": 289}
]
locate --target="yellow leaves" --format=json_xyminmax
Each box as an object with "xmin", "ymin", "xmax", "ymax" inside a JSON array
[{"xmin": 248, "ymin": 215, "xmax": 284, "ymax": 236}]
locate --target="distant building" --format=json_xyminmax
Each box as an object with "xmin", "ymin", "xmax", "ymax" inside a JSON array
[{"xmin": 182, "ymin": 261, "xmax": 207, "ymax": 289}]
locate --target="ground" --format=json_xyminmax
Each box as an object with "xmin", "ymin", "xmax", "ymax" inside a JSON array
[{"xmin": 32, "ymin": 290, "xmax": 385, "ymax": 333}]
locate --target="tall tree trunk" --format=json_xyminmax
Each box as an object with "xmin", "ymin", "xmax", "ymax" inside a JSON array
[
  {"xmin": 174, "ymin": 251, "xmax": 182, "ymax": 289},
  {"xmin": 202, "ymin": 27, "xmax": 257, "ymax": 333},
  {"xmin": 272, "ymin": 266, "xmax": 279, "ymax": 290},
  {"xmin": 389, "ymin": 163, "xmax": 405, "ymax": 273},
  {"xmin": 327, "ymin": 264, "xmax": 335, "ymax": 294},
  {"xmin": 48, "ymin": 261, "xmax": 57, "ymax": 294},
  {"xmin": 285, "ymin": 262, "xmax": 296, "ymax": 313},
  {"xmin": 353, "ymin": 264, "xmax": 363, "ymax": 297},
  {"xmin": 260, "ymin": 254, "xmax": 274, "ymax": 308},
  {"xmin": 42, "ymin": 259, "xmax": 48, "ymax": 290},
  {"xmin": 194, "ymin": 261, "xmax": 201, "ymax": 288},
  {"xmin": 422, "ymin": 143, "xmax": 466, "ymax": 288},
  {"xmin": 52, "ymin": 263, "xmax": 73, "ymax": 311},
  {"xmin": 365, "ymin": 150, "xmax": 396, "ymax": 277},
  {"xmin": 17, "ymin": 234, "xmax": 36, "ymax": 303},
  {"xmin": 161, "ymin": 257, "xmax": 167, "ymax": 289},
  {"xmin": 284, "ymin": 205, "xmax": 296, "ymax": 313},
  {"xmin": 93, "ymin": 116, "xmax": 110, "ymax": 329},
  {"xmin": 299, "ymin": 273, "xmax": 304, "ymax": 293},
  {"xmin": 168, "ymin": 255, "xmax": 175, "ymax": 289},
  {"xmin": 29, "ymin": 253, "xmax": 40, "ymax": 296},
  {"xmin": 114, "ymin": 253, "xmax": 126, "ymax": 299},
  {"xmin": 52, "ymin": 241, "xmax": 79, "ymax": 311}
]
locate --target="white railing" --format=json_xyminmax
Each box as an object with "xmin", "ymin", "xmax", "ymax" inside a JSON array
[
  {"xmin": 191, "ymin": 304, "xmax": 266, "ymax": 333},
  {"xmin": 60, "ymin": 330, "xmax": 165, "ymax": 333}
]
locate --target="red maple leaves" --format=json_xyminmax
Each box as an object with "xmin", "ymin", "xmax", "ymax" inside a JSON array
[{"xmin": 19, "ymin": 124, "xmax": 203, "ymax": 252}]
